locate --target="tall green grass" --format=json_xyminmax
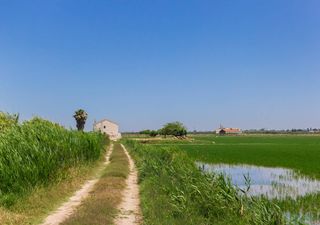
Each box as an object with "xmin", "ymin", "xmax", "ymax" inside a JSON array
[
  {"xmin": 124, "ymin": 140, "xmax": 286, "ymax": 225},
  {"xmin": 0, "ymin": 111, "xmax": 18, "ymax": 132},
  {"xmin": 0, "ymin": 117, "xmax": 107, "ymax": 206}
]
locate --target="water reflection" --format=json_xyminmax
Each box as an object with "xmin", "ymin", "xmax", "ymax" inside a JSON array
[
  {"xmin": 285, "ymin": 211, "xmax": 320, "ymax": 225},
  {"xmin": 197, "ymin": 163, "xmax": 320, "ymax": 199}
]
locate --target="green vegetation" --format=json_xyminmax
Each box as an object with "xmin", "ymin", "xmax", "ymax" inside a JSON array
[
  {"xmin": 140, "ymin": 134, "xmax": 320, "ymax": 222},
  {"xmin": 139, "ymin": 129, "xmax": 159, "ymax": 137},
  {"xmin": 0, "ymin": 112, "xmax": 19, "ymax": 132},
  {"xmin": 159, "ymin": 121, "xmax": 187, "ymax": 137},
  {"xmin": 124, "ymin": 140, "xmax": 285, "ymax": 225},
  {"xmin": 73, "ymin": 109, "xmax": 88, "ymax": 131},
  {"xmin": 0, "ymin": 159, "xmax": 107, "ymax": 225},
  {"xmin": 139, "ymin": 121, "xmax": 187, "ymax": 137},
  {"xmin": 0, "ymin": 117, "xmax": 106, "ymax": 207},
  {"xmin": 62, "ymin": 143, "xmax": 129, "ymax": 225},
  {"xmin": 149, "ymin": 130, "xmax": 158, "ymax": 137},
  {"xmin": 139, "ymin": 129, "xmax": 152, "ymax": 135},
  {"xmin": 168, "ymin": 135, "xmax": 320, "ymax": 179}
]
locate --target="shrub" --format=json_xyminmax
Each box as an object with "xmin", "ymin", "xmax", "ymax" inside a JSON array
[
  {"xmin": 160, "ymin": 122, "xmax": 187, "ymax": 137},
  {"xmin": 149, "ymin": 130, "xmax": 158, "ymax": 137},
  {"xmin": 139, "ymin": 130, "xmax": 151, "ymax": 135}
]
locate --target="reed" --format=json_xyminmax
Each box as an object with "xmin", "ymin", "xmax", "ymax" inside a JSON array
[
  {"xmin": 124, "ymin": 139, "xmax": 286, "ymax": 225},
  {"xmin": 0, "ymin": 117, "xmax": 107, "ymax": 207}
]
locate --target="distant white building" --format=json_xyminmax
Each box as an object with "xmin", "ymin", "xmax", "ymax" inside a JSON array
[{"xmin": 93, "ymin": 119, "xmax": 121, "ymax": 140}]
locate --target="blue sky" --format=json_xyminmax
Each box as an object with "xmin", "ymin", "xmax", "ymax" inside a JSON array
[{"xmin": 1, "ymin": 0, "xmax": 319, "ymax": 131}]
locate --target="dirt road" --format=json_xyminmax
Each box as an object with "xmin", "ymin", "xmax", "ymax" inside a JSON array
[
  {"xmin": 114, "ymin": 144, "xmax": 142, "ymax": 225},
  {"xmin": 40, "ymin": 144, "xmax": 114, "ymax": 225}
]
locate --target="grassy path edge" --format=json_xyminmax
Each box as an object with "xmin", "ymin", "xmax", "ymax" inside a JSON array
[
  {"xmin": 40, "ymin": 143, "xmax": 114, "ymax": 225},
  {"xmin": 114, "ymin": 144, "xmax": 142, "ymax": 225},
  {"xmin": 61, "ymin": 142, "xmax": 131, "ymax": 225}
]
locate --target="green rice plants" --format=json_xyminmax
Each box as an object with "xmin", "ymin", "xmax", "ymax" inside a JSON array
[
  {"xmin": 145, "ymin": 134, "xmax": 320, "ymax": 223},
  {"xmin": 153, "ymin": 135, "xmax": 320, "ymax": 179},
  {"xmin": 0, "ymin": 117, "xmax": 107, "ymax": 207}
]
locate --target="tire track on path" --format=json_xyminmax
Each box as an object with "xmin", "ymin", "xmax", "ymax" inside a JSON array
[{"xmin": 40, "ymin": 143, "xmax": 114, "ymax": 225}]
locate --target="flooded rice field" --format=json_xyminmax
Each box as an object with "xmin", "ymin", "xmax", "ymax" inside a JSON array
[{"xmin": 197, "ymin": 162, "xmax": 320, "ymax": 200}]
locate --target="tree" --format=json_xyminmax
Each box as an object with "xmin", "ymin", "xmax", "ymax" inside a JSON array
[
  {"xmin": 161, "ymin": 122, "xmax": 187, "ymax": 137},
  {"xmin": 139, "ymin": 129, "xmax": 158, "ymax": 137},
  {"xmin": 149, "ymin": 130, "xmax": 158, "ymax": 137},
  {"xmin": 139, "ymin": 130, "xmax": 151, "ymax": 135},
  {"xmin": 73, "ymin": 109, "xmax": 88, "ymax": 131}
]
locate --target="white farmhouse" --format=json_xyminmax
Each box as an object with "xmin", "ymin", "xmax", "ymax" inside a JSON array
[{"xmin": 93, "ymin": 119, "xmax": 121, "ymax": 140}]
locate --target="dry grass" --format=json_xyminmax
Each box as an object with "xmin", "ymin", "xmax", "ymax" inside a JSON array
[{"xmin": 62, "ymin": 142, "xmax": 129, "ymax": 225}]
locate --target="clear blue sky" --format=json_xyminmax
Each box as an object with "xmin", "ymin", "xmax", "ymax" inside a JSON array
[{"xmin": 1, "ymin": 0, "xmax": 319, "ymax": 131}]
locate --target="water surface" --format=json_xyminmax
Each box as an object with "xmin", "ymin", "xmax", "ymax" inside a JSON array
[{"xmin": 197, "ymin": 162, "xmax": 320, "ymax": 199}]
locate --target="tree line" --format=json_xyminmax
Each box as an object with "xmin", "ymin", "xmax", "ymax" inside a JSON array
[{"xmin": 139, "ymin": 121, "xmax": 187, "ymax": 137}]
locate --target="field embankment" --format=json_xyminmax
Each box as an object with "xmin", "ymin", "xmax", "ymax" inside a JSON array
[{"xmin": 124, "ymin": 139, "xmax": 285, "ymax": 225}]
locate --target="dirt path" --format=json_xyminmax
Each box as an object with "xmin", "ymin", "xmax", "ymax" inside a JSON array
[
  {"xmin": 40, "ymin": 144, "xmax": 114, "ymax": 225},
  {"xmin": 114, "ymin": 144, "xmax": 142, "ymax": 225}
]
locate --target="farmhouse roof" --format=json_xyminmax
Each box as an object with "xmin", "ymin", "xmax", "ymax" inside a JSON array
[
  {"xmin": 94, "ymin": 118, "xmax": 119, "ymax": 126},
  {"xmin": 222, "ymin": 128, "xmax": 241, "ymax": 132}
]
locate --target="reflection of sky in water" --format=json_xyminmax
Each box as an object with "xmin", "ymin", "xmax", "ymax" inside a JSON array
[
  {"xmin": 285, "ymin": 211, "xmax": 320, "ymax": 225},
  {"xmin": 197, "ymin": 163, "xmax": 320, "ymax": 199}
]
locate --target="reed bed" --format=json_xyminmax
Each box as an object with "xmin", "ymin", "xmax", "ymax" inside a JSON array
[{"xmin": 0, "ymin": 117, "xmax": 106, "ymax": 206}]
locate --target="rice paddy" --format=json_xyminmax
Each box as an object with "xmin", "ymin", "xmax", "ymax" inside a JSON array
[
  {"xmin": 138, "ymin": 134, "xmax": 320, "ymax": 224},
  {"xmin": 197, "ymin": 163, "xmax": 320, "ymax": 199},
  {"xmin": 124, "ymin": 139, "xmax": 286, "ymax": 225}
]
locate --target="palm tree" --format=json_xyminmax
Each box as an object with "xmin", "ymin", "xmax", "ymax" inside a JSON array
[{"xmin": 73, "ymin": 109, "xmax": 88, "ymax": 131}]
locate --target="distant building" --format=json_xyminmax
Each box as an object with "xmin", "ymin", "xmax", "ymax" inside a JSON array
[
  {"xmin": 215, "ymin": 125, "xmax": 242, "ymax": 135},
  {"xmin": 93, "ymin": 119, "xmax": 121, "ymax": 140}
]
